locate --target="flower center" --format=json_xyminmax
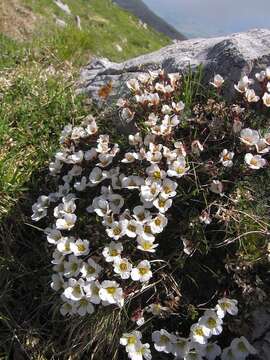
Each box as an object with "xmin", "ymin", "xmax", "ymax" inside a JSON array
[
  {"xmin": 128, "ymin": 224, "xmax": 136, "ymax": 232},
  {"xmin": 110, "ymin": 249, "xmax": 118, "ymax": 257},
  {"xmin": 160, "ymin": 335, "xmax": 169, "ymax": 344},
  {"xmin": 107, "ymin": 287, "xmax": 116, "ymax": 294},
  {"xmin": 77, "ymin": 244, "xmax": 86, "ymax": 252},
  {"xmin": 238, "ymin": 342, "xmax": 247, "ymax": 353},
  {"xmin": 153, "ymin": 171, "xmax": 161, "ymax": 180},
  {"xmin": 139, "ymin": 267, "xmax": 148, "ymax": 275},
  {"xmin": 120, "ymin": 263, "xmax": 127, "ymax": 271},
  {"xmin": 87, "ymin": 266, "xmax": 96, "ymax": 274},
  {"xmin": 207, "ymin": 317, "xmax": 217, "ymax": 328},
  {"xmin": 194, "ymin": 327, "xmax": 204, "ymax": 337},
  {"xmin": 113, "ymin": 227, "xmax": 121, "ymax": 236}
]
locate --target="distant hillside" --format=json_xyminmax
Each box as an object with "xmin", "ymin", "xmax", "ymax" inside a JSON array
[
  {"xmin": 0, "ymin": 0, "xmax": 170, "ymax": 67},
  {"xmin": 114, "ymin": 0, "xmax": 186, "ymax": 40}
]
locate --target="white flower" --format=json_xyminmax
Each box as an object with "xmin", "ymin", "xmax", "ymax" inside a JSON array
[
  {"xmin": 122, "ymin": 176, "xmax": 144, "ymax": 189},
  {"xmin": 146, "ymin": 164, "xmax": 166, "ymax": 181},
  {"xmin": 216, "ymin": 298, "xmax": 238, "ymax": 318},
  {"xmin": 99, "ymin": 280, "xmax": 124, "ymax": 307},
  {"xmin": 150, "ymin": 213, "xmax": 168, "ymax": 234},
  {"xmin": 153, "ymin": 195, "xmax": 172, "ymax": 213},
  {"xmin": 57, "ymin": 237, "xmax": 74, "ymax": 255},
  {"xmin": 108, "ymin": 193, "xmax": 125, "ymax": 214},
  {"xmin": 190, "ymin": 323, "xmax": 211, "ymax": 344},
  {"xmin": 136, "ymin": 237, "xmax": 158, "ymax": 252},
  {"xmin": 146, "ymin": 303, "xmax": 168, "ymax": 316},
  {"xmin": 70, "ymin": 238, "xmax": 90, "ymax": 256},
  {"xmin": 60, "ymin": 301, "xmax": 74, "ymax": 316},
  {"xmin": 240, "ymin": 128, "xmax": 259, "ymax": 146},
  {"xmin": 161, "ymin": 104, "xmax": 172, "ymax": 114},
  {"xmin": 255, "ymin": 70, "xmax": 266, "ymax": 82},
  {"xmin": 97, "ymin": 153, "xmax": 114, "ymax": 168},
  {"xmin": 64, "ymin": 278, "xmax": 85, "ymax": 301},
  {"xmin": 160, "ymin": 178, "xmax": 178, "ymax": 198},
  {"xmin": 54, "ymin": 198, "xmax": 76, "ymax": 218},
  {"xmin": 137, "ymin": 223, "xmax": 155, "ymax": 241},
  {"xmin": 50, "ymin": 273, "xmax": 65, "ymax": 291},
  {"xmin": 113, "ymin": 258, "xmax": 132, "ymax": 279},
  {"xmin": 220, "ymin": 149, "xmax": 234, "ymax": 167},
  {"xmin": 234, "ymin": 76, "xmax": 251, "ymax": 93},
  {"xmin": 89, "ymin": 167, "xmax": 107, "ymax": 185},
  {"xmin": 106, "ymin": 220, "xmax": 127, "ymax": 240},
  {"xmin": 152, "ymin": 329, "xmax": 176, "ymax": 353},
  {"xmin": 81, "ymin": 258, "xmax": 102, "ymax": 281},
  {"xmin": 126, "ymin": 78, "xmax": 140, "ymax": 92},
  {"xmin": 210, "ymin": 74, "xmax": 224, "ymax": 88},
  {"xmin": 230, "ymin": 336, "xmax": 256, "ymax": 358},
  {"xmin": 131, "ymin": 260, "xmax": 152, "ymax": 282},
  {"xmin": 199, "ymin": 310, "xmax": 223, "ymax": 335},
  {"xmin": 221, "ymin": 347, "xmax": 236, "ymax": 360},
  {"xmin": 122, "ymin": 152, "xmax": 138, "ymax": 163},
  {"xmin": 63, "ymin": 255, "xmax": 82, "ymax": 278},
  {"xmin": 68, "ymin": 165, "xmax": 82, "ymax": 177},
  {"xmin": 262, "ymin": 92, "xmax": 270, "ymax": 107},
  {"xmin": 255, "ymin": 139, "xmax": 270, "ymax": 154},
  {"xmin": 66, "ymin": 150, "xmax": 84, "ymax": 164},
  {"xmin": 129, "ymin": 132, "xmax": 142, "ymax": 146},
  {"xmin": 264, "ymin": 132, "xmax": 270, "ymax": 146},
  {"xmin": 84, "ymin": 148, "xmax": 97, "ymax": 161},
  {"xmin": 85, "ymin": 118, "xmax": 98, "ymax": 135},
  {"xmin": 210, "ymin": 180, "xmax": 223, "ymax": 195},
  {"xmin": 171, "ymin": 337, "xmax": 189, "ymax": 358},
  {"xmin": 90, "ymin": 197, "xmax": 110, "ymax": 217},
  {"xmin": 172, "ymin": 101, "xmax": 185, "ymax": 112},
  {"xmin": 245, "ymin": 89, "xmax": 259, "ymax": 103},
  {"xmin": 167, "ymin": 157, "xmax": 189, "ymax": 178},
  {"xmin": 46, "ymin": 229, "xmax": 62, "ymax": 244},
  {"xmin": 205, "ymin": 342, "xmax": 222, "ymax": 360},
  {"xmin": 126, "ymin": 219, "xmax": 139, "ymax": 238},
  {"xmin": 84, "ymin": 280, "xmax": 101, "ymax": 304},
  {"xmin": 133, "ymin": 206, "xmax": 151, "ymax": 223},
  {"xmin": 120, "ymin": 331, "xmax": 142, "ymax": 352},
  {"xmin": 141, "ymin": 180, "xmax": 161, "ymax": 202},
  {"xmin": 244, "ymin": 153, "xmax": 266, "ymax": 169},
  {"xmin": 128, "ymin": 343, "xmax": 152, "ymax": 360},
  {"xmin": 56, "ymin": 213, "xmax": 77, "ymax": 230},
  {"xmin": 74, "ymin": 176, "xmax": 88, "ymax": 191},
  {"xmin": 75, "ymin": 296, "xmax": 95, "ymax": 316},
  {"xmin": 102, "ymin": 241, "xmax": 123, "ymax": 262}
]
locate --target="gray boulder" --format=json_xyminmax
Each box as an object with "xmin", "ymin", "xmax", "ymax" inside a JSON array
[{"xmin": 78, "ymin": 28, "xmax": 270, "ymax": 106}]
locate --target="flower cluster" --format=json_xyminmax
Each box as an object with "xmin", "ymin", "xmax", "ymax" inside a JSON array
[
  {"xmin": 211, "ymin": 67, "xmax": 270, "ymax": 106},
  {"xmin": 121, "ymin": 298, "xmax": 256, "ymax": 360},
  {"xmin": 32, "ymin": 68, "xmax": 268, "ymax": 356}
]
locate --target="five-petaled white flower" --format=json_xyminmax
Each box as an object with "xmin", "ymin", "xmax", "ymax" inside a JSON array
[
  {"xmin": 245, "ymin": 153, "xmax": 266, "ymax": 169},
  {"xmin": 131, "ymin": 260, "xmax": 152, "ymax": 282}
]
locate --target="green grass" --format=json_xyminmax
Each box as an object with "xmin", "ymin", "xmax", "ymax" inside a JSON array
[{"xmin": 18, "ymin": 0, "xmax": 170, "ymax": 65}]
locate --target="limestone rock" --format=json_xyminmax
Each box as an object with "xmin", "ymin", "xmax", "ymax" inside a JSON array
[{"xmin": 78, "ymin": 28, "xmax": 270, "ymax": 107}]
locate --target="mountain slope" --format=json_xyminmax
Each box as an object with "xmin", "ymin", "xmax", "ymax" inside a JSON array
[
  {"xmin": 0, "ymin": 0, "xmax": 170, "ymax": 66},
  {"xmin": 114, "ymin": 0, "xmax": 186, "ymax": 40}
]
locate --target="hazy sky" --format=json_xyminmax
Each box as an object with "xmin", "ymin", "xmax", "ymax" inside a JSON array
[{"xmin": 144, "ymin": 0, "xmax": 270, "ymax": 37}]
